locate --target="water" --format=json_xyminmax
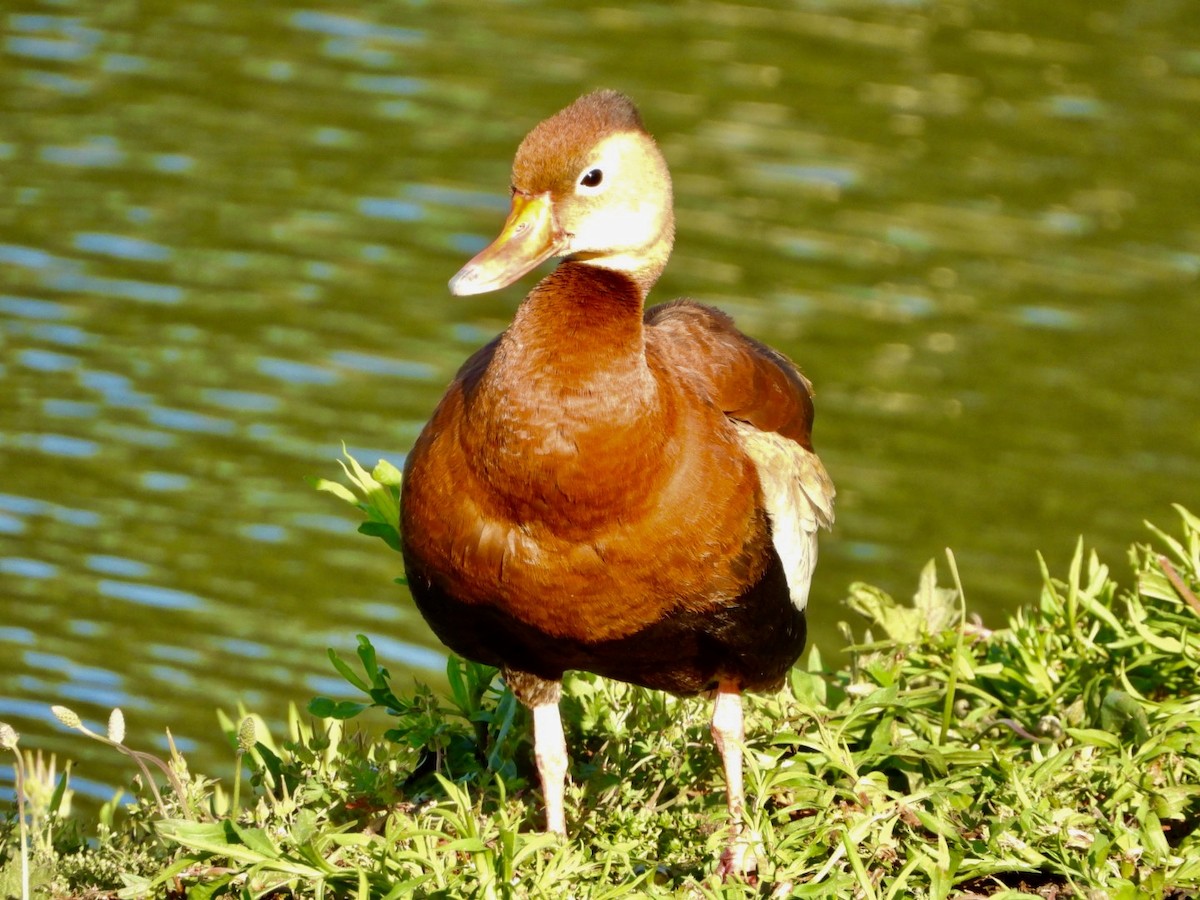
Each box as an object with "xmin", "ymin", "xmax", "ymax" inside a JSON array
[{"xmin": 2, "ymin": 0, "xmax": 1198, "ymax": 809}]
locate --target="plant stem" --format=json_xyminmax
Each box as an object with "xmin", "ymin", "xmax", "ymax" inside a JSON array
[
  {"xmin": 939, "ymin": 549, "xmax": 968, "ymax": 746},
  {"xmin": 11, "ymin": 754, "xmax": 30, "ymax": 900}
]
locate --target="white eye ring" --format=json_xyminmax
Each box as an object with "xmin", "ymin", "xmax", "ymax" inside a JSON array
[{"xmin": 577, "ymin": 167, "xmax": 605, "ymax": 194}]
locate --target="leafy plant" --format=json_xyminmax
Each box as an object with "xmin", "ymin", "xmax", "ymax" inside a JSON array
[
  {"xmin": 310, "ymin": 448, "xmax": 403, "ymax": 557},
  {"xmin": 2, "ymin": 498, "xmax": 1198, "ymax": 897}
]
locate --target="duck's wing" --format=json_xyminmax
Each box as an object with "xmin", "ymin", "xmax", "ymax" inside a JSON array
[
  {"xmin": 645, "ymin": 299, "xmax": 835, "ymax": 610},
  {"xmin": 644, "ymin": 300, "xmax": 817, "ymax": 448}
]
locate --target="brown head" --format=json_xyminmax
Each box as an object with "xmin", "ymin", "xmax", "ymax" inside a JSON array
[{"xmin": 449, "ymin": 90, "xmax": 676, "ymax": 299}]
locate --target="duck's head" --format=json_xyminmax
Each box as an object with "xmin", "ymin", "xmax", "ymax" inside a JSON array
[{"xmin": 449, "ymin": 90, "xmax": 675, "ymax": 299}]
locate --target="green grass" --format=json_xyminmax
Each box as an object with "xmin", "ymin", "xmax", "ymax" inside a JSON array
[{"xmin": 2, "ymin": 485, "xmax": 1198, "ymax": 897}]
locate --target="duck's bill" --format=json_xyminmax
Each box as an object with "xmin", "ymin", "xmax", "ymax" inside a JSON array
[{"xmin": 449, "ymin": 191, "xmax": 563, "ymax": 296}]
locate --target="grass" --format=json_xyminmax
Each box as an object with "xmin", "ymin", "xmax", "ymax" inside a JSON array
[{"xmin": 1, "ymin": 470, "xmax": 1198, "ymax": 896}]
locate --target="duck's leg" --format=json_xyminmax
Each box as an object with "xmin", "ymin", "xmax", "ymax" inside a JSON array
[
  {"xmin": 712, "ymin": 681, "xmax": 758, "ymax": 878},
  {"xmin": 505, "ymin": 670, "xmax": 568, "ymax": 835},
  {"xmin": 532, "ymin": 698, "xmax": 568, "ymax": 834}
]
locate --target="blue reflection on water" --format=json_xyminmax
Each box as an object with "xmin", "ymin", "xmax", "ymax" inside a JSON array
[
  {"xmin": 146, "ymin": 406, "xmax": 237, "ymax": 436},
  {"xmin": 1039, "ymin": 210, "xmax": 1092, "ymax": 236},
  {"xmin": 146, "ymin": 664, "xmax": 193, "ymax": 689},
  {"xmin": 453, "ymin": 322, "xmax": 500, "ymax": 345},
  {"xmin": 5, "ymin": 35, "xmax": 91, "ymax": 62},
  {"xmin": 102, "ymin": 53, "xmax": 149, "ymax": 74},
  {"xmin": 311, "ymin": 127, "xmax": 356, "ymax": 149},
  {"xmin": 58, "ymin": 680, "xmax": 129, "ymax": 711},
  {"xmin": 0, "ymin": 696, "xmax": 50, "ymax": 720},
  {"xmin": 756, "ymin": 162, "xmax": 861, "ymax": 189},
  {"xmin": 0, "ymin": 558, "xmax": 57, "ymax": 579},
  {"xmin": 147, "ymin": 643, "xmax": 204, "ymax": 666},
  {"xmin": 358, "ymin": 197, "xmax": 422, "ymax": 221},
  {"xmin": 24, "ymin": 71, "xmax": 90, "ymax": 96},
  {"xmin": 222, "ymin": 638, "xmax": 270, "ymax": 659},
  {"xmin": 0, "ymin": 494, "xmax": 45, "ymax": 515},
  {"xmin": 50, "ymin": 773, "xmax": 114, "ymax": 804},
  {"xmin": 141, "ymin": 472, "xmax": 191, "ymax": 492},
  {"xmin": 257, "ymin": 356, "xmax": 340, "ymax": 385},
  {"xmin": 322, "ymin": 39, "xmax": 394, "ymax": 67},
  {"xmin": 884, "ymin": 226, "xmax": 935, "ymax": 252},
  {"xmin": 8, "ymin": 13, "xmax": 102, "ymax": 44},
  {"xmin": 68, "ymin": 619, "xmax": 102, "ymax": 637},
  {"xmin": 97, "ymin": 579, "xmax": 205, "ymax": 611},
  {"xmin": 376, "ymin": 99, "xmax": 413, "ymax": 119},
  {"xmin": 73, "ymin": 232, "xmax": 173, "ymax": 263},
  {"xmin": 329, "ymin": 350, "xmax": 435, "ymax": 379},
  {"xmin": 292, "ymin": 513, "xmax": 352, "ymax": 534},
  {"xmin": 303, "ymin": 260, "xmax": 335, "ymax": 280},
  {"xmin": 288, "ymin": 10, "xmax": 422, "ymax": 44},
  {"xmin": 0, "ymin": 244, "xmax": 64, "ymax": 270},
  {"xmin": 104, "ymin": 425, "xmax": 178, "ymax": 449},
  {"xmin": 79, "ymin": 370, "xmax": 150, "ymax": 407},
  {"xmin": 18, "ymin": 348, "xmax": 78, "ymax": 372},
  {"xmin": 838, "ymin": 541, "xmax": 895, "ymax": 562},
  {"xmin": 1046, "ymin": 95, "xmax": 1107, "ymax": 119},
  {"xmin": 151, "ymin": 153, "xmax": 195, "ymax": 174},
  {"xmin": 44, "ymin": 271, "xmax": 183, "ymax": 304},
  {"xmin": 30, "ymin": 323, "xmax": 92, "ymax": 346},
  {"xmin": 43, "ymin": 399, "xmax": 99, "ymax": 418},
  {"xmin": 0, "ymin": 494, "xmax": 100, "ymax": 527},
  {"xmin": 201, "ymin": 388, "xmax": 282, "ymax": 413},
  {"xmin": 359, "ymin": 601, "xmax": 402, "ymax": 622},
  {"xmin": 86, "ymin": 555, "xmax": 152, "ymax": 578},
  {"xmin": 26, "ymin": 651, "xmax": 120, "ymax": 685},
  {"xmin": 407, "ymin": 184, "xmax": 510, "ymax": 212},
  {"xmin": 20, "ymin": 432, "xmax": 100, "ymax": 458},
  {"xmin": 40, "ymin": 136, "xmax": 125, "ymax": 168},
  {"xmin": 0, "ymin": 295, "xmax": 72, "ymax": 319},
  {"xmin": 450, "ymin": 233, "xmax": 488, "ymax": 254},
  {"xmin": 1016, "ymin": 306, "xmax": 1082, "ymax": 330},
  {"xmin": 348, "ymin": 74, "xmax": 422, "ymax": 96},
  {"xmin": 888, "ymin": 293, "xmax": 936, "ymax": 317},
  {"xmin": 240, "ymin": 523, "xmax": 288, "ymax": 543}
]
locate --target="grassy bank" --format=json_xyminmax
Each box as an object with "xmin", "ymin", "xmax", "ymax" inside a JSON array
[{"xmin": 2, "ymin": 498, "xmax": 1198, "ymax": 898}]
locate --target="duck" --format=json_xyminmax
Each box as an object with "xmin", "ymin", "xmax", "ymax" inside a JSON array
[{"xmin": 400, "ymin": 89, "xmax": 835, "ymax": 876}]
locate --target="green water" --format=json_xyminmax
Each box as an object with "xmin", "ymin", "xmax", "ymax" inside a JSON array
[{"xmin": 2, "ymin": 0, "xmax": 1198, "ymax": 806}]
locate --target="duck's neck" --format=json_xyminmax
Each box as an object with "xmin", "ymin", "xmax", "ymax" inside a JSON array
[
  {"xmin": 470, "ymin": 263, "xmax": 667, "ymax": 520},
  {"xmin": 495, "ymin": 262, "xmax": 653, "ymax": 399}
]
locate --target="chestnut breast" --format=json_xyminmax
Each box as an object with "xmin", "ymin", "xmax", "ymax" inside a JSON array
[{"xmin": 401, "ymin": 276, "xmax": 771, "ymax": 643}]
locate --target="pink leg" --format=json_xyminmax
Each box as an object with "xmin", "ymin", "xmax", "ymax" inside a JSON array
[
  {"xmin": 712, "ymin": 682, "xmax": 757, "ymax": 878},
  {"xmin": 532, "ymin": 700, "xmax": 568, "ymax": 835}
]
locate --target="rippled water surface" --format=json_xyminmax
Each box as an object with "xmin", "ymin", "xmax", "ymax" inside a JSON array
[{"xmin": 2, "ymin": 0, "xmax": 1198, "ymax": 805}]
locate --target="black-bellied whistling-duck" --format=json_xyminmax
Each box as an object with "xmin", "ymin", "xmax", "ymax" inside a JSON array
[{"xmin": 400, "ymin": 90, "xmax": 834, "ymax": 876}]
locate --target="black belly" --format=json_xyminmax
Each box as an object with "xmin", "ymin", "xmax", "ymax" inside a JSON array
[{"xmin": 402, "ymin": 547, "xmax": 807, "ymax": 696}]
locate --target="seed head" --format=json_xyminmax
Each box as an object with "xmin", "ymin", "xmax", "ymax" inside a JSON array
[
  {"xmin": 108, "ymin": 708, "xmax": 126, "ymax": 744},
  {"xmin": 52, "ymin": 706, "xmax": 82, "ymax": 730},
  {"xmin": 237, "ymin": 717, "xmax": 257, "ymax": 753}
]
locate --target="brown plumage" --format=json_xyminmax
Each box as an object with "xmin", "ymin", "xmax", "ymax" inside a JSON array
[{"xmin": 400, "ymin": 90, "xmax": 834, "ymax": 876}]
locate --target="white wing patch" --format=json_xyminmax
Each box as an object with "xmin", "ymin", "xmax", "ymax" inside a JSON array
[{"xmin": 732, "ymin": 423, "xmax": 835, "ymax": 612}]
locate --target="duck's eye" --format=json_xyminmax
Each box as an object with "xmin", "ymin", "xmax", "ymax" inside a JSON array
[{"xmin": 580, "ymin": 168, "xmax": 604, "ymax": 188}]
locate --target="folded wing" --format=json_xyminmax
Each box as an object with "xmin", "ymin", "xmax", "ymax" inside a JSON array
[{"xmin": 645, "ymin": 299, "xmax": 835, "ymax": 610}]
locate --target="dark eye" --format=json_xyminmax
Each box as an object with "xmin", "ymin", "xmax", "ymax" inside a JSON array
[{"xmin": 580, "ymin": 168, "xmax": 603, "ymax": 188}]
